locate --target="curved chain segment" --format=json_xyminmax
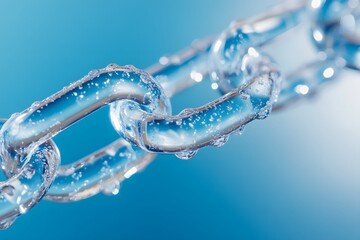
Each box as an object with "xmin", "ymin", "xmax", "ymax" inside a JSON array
[
  {"xmin": 0, "ymin": 65, "xmax": 170, "ymax": 226},
  {"xmin": 0, "ymin": 65, "xmax": 170, "ymax": 164},
  {"xmin": 0, "ymin": 120, "xmax": 60, "ymax": 229},
  {"xmin": 148, "ymin": 38, "xmax": 214, "ymax": 97},
  {"xmin": 112, "ymin": 52, "xmax": 280, "ymax": 158},
  {"xmin": 210, "ymin": 0, "xmax": 306, "ymax": 94},
  {"xmin": 44, "ymin": 139, "xmax": 155, "ymax": 201},
  {"xmin": 45, "ymin": 40, "xmax": 215, "ymax": 201}
]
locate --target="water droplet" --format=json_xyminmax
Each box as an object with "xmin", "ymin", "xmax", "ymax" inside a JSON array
[
  {"xmin": 179, "ymin": 108, "xmax": 195, "ymax": 116},
  {"xmin": 233, "ymin": 125, "xmax": 245, "ymax": 135},
  {"xmin": 239, "ymin": 92, "xmax": 250, "ymax": 100},
  {"xmin": 0, "ymin": 185, "xmax": 15, "ymax": 197},
  {"xmin": 71, "ymin": 172, "xmax": 82, "ymax": 181},
  {"xmin": 0, "ymin": 217, "xmax": 16, "ymax": 230},
  {"xmin": 211, "ymin": 135, "xmax": 229, "ymax": 147},
  {"xmin": 106, "ymin": 63, "xmax": 119, "ymax": 70},
  {"xmin": 31, "ymin": 101, "xmax": 40, "ymax": 108},
  {"xmin": 23, "ymin": 164, "xmax": 35, "ymax": 179},
  {"xmin": 143, "ymin": 92, "xmax": 153, "ymax": 104},
  {"xmin": 175, "ymin": 119, "xmax": 182, "ymax": 126},
  {"xmin": 101, "ymin": 180, "xmax": 120, "ymax": 196},
  {"xmin": 175, "ymin": 150, "xmax": 197, "ymax": 160},
  {"xmin": 256, "ymin": 108, "xmax": 271, "ymax": 119}
]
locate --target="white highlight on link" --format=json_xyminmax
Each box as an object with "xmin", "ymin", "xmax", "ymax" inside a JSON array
[
  {"xmin": 159, "ymin": 56, "xmax": 169, "ymax": 65},
  {"xmin": 190, "ymin": 70, "xmax": 203, "ymax": 82},
  {"xmin": 295, "ymin": 84, "xmax": 309, "ymax": 95},
  {"xmin": 311, "ymin": 0, "xmax": 322, "ymax": 9},
  {"xmin": 313, "ymin": 30, "xmax": 323, "ymax": 42},
  {"xmin": 248, "ymin": 47, "xmax": 259, "ymax": 57},
  {"xmin": 211, "ymin": 83, "xmax": 219, "ymax": 90},
  {"xmin": 124, "ymin": 167, "xmax": 138, "ymax": 179},
  {"xmin": 323, "ymin": 67, "xmax": 335, "ymax": 78}
]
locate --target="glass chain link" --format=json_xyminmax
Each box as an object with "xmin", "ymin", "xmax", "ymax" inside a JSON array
[{"xmin": 0, "ymin": 0, "xmax": 358, "ymax": 229}]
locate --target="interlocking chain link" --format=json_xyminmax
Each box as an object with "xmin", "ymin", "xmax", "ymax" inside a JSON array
[{"xmin": 0, "ymin": 0, "xmax": 359, "ymax": 229}]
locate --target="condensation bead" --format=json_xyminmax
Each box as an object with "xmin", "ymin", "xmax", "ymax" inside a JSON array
[
  {"xmin": 101, "ymin": 179, "xmax": 120, "ymax": 196},
  {"xmin": 311, "ymin": 0, "xmax": 360, "ymax": 69},
  {"xmin": 175, "ymin": 150, "xmax": 198, "ymax": 160},
  {"xmin": 211, "ymin": 135, "xmax": 230, "ymax": 147}
]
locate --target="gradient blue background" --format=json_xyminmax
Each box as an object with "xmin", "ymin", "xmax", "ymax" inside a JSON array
[{"xmin": 1, "ymin": 0, "xmax": 360, "ymax": 239}]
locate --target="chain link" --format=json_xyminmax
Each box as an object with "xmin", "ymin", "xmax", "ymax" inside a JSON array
[{"xmin": 0, "ymin": 0, "xmax": 359, "ymax": 229}]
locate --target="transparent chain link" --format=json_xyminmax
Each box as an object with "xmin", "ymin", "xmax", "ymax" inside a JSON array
[{"xmin": 0, "ymin": 0, "xmax": 359, "ymax": 229}]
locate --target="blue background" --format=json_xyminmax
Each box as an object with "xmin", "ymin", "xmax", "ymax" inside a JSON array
[{"xmin": 1, "ymin": 0, "xmax": 360, "ymax": 239}]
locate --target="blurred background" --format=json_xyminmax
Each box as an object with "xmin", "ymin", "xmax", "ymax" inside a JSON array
[{"xmin": 0, "ymin": 0, "xmax": 360, "ymax": 239}]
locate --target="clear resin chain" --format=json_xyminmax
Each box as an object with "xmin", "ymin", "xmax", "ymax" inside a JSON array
[{"xmin": 0, "ymin": 0, "xmax": 359, "ymax": 229}]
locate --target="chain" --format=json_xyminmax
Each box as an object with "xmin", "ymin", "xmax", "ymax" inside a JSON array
[{"xmin": 0, "ymin": 0, "xmax": 359, "ymax": 229}]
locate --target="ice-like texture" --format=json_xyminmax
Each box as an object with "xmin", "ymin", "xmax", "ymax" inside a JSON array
[
  {"xmin": 2, "ymin": 0, "xmax": 358, "ymax": 230},
  {"xmin": 112, "ymin": 48, "xmax": 281, "ymax": 158},
  {"xmin": 0, "ymin": 120, "xmax": 60, "ymax": 229},
  {"xmin": 0, "ymin": 64, "xmax": 170, "ymax": 204}
]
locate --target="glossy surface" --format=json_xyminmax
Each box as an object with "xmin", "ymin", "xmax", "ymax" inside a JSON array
[
  {"xmin": 0, "ymin": 120, "xmax": 60, "ymax": 229},
  {"xmin": 0, "ymin": 65, "xmax": 169, "ymax": 203},
  {"xmin": 1, "ymin": 0, "xmax": 360, "ymax": 239}
]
